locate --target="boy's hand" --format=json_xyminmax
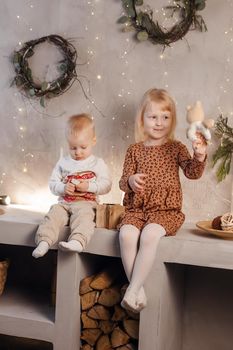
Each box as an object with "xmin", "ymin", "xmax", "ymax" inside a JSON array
[
  {"xmin": 64, "ymin": 183, "xmax": 76, "ymax": 195},
  {"xmin": 75, "ymin": 180, "xmax": 89, "ymax": 192},
  {"xmin": 192, "ymin": 132, "xmax": 207, "ymax": 162},
  {"xmin": 128, "ymin": 173, "xmax": 147, "ymax": 193}
]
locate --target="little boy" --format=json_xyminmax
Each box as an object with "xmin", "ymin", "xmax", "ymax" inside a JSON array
[{"xmin": 32, "ymin": 113, "xmax": 112, "ymax": 258}]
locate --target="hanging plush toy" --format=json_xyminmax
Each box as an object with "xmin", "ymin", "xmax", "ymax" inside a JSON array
[{"xmin": 186, "ymin": 101, "xmax": 214, "ymax": 142}]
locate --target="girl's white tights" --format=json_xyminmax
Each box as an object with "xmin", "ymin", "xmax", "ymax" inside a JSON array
[{"xmin": 119, "ymin": 223, "xmax": 166, "ymax": 312}]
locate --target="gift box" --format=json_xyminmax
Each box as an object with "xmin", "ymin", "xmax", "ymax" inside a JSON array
[{"xmin": 96, "ymin": 204, "xmax": 125, "ymax": 229}]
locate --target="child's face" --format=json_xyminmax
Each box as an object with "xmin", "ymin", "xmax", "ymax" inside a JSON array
[
  {"xmin": 67, "ymin": 130, "xmax": 95, "ymax": 161},
  {"xmin": 143, "ymin": 101, "xmax": 172, "ymax": 143}
]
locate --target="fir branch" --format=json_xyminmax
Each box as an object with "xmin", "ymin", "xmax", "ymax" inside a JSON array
[{"xmin": 212, "ymin": 115, "xmax": 233, "ymax": 182}]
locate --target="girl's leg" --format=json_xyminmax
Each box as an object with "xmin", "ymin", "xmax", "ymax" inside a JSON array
[
  {"xmin": 125, "ymin": 223, "xmax": 166, "ymax": 311},
  {"xmin": 119, "ymin": 224, "xmax": 141, "ymax": 311},
  {"xmin": 119, "ymin": 224, "xmax": 140, "ymax": 281}
]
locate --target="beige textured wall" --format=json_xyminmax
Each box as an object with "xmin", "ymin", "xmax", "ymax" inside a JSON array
[{"xmin": 0, "ymin": 0, "xmax": 232, "ymax": 222}]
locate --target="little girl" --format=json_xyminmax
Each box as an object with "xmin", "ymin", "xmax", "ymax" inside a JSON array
[{"xmin": 119, "ymin": 88, "xmax": 207, "ymax": 313}]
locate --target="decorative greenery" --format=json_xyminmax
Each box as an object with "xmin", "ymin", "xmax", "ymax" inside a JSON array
[
  {"xmin": 12, "ymin": 34, "xmax": 77, "ymax": 107},
  {"xmin": 118, "ymin": 0, "xmax": 207, "ymax": 46},
  {"xmin": 212, "ymin": 116, "xmax": 233, "ymax": 182}
]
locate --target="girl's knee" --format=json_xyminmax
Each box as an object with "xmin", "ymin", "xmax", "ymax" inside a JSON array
[
  {"xmin": 119, "ymin": 228, "xmax": 129, "ymax": 246},
  {"xmin": 140, "ymin": 224, "xmax": 165, "ymax": 245},
  {"xmin": 119, "ymin": 225, "xmax": 139, "ymax": 246}
]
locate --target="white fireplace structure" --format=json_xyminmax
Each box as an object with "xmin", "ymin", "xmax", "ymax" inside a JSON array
[{"xmin": 0, "ymin": 207, "xmax": 233, "ymax": 350}]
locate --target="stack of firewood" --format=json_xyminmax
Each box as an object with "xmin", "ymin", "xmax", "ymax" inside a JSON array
[{"xmin": 80, "ymin": 266, "xmax": 139, "ymax": 350}]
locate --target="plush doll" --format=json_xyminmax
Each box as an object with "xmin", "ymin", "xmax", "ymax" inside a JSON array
[{"xmin": 186, "ymin": 101, "xmax": 214, "ymax": 142}]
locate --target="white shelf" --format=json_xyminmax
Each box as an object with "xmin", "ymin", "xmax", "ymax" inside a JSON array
[
  {"xmin": 0, "ymin": 287, "xmax": 55, "ymax": 322},
  {"xmin": 0, "ymin": 287, "xmax": 54, "ymax": 341},
  {"xmin": 2, "ymin": 206, "xmax": 233, "ymax": 349}
]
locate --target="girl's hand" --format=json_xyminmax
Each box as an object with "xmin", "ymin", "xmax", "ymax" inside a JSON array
[
  {"xmin": 64, "ymin": 182, "xmax": 75, "ymax": 195},
  {"xmin": 192, "ymin": 132, "xmax": 207, "ymax": 162},
  {"xmin": 128, "ymin": 173, "xmax": 147, "ymax": 193},
  {"xmin": 75, "ymin": 180, "xmax": 89, "ymax": 192}
]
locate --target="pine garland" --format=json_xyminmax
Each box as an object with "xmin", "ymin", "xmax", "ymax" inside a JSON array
[{"xmin": 212, "ymin": 115, "xmax": 233, "ymax": 182}]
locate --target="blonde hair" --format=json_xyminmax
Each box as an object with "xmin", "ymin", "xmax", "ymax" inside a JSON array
[
  {"xmin": 135, "ymin": 88, "xmax": 177, "ymax": 143},
  {"xmin": 66, "ymin": 113, "xmax": 96, "ymax": 139}
]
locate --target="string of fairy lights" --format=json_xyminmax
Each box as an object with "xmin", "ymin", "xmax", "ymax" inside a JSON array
[
  {"xmin": 217, "ymin": 0, "xmax": 233, "ymax": 116},
  {"xmin": 0, "ymin": 0, "xmax": 233, "ymax": 210},
  {"xmin": 0, "ymin": 3, "xmax": 36, "ymax": 191}
]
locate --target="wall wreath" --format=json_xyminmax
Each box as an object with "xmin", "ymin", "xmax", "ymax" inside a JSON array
[
  {"xmin": 12, "ymin": 34, "xmax": 77, "ymax": 107},
  {"xmin": 118, "ymin": 0, "xmax": 207, "ymax": 46}
]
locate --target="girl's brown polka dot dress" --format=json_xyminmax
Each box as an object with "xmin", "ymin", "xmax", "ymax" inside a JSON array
[{"xmin": 119, "ymin": 141, "xmax": 206, "ymax": 236}]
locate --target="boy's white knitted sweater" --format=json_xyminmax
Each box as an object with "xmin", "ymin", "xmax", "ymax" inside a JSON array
[{"xmin": 49, "ymin": 154, "xmax": 112, "ymax": 203}]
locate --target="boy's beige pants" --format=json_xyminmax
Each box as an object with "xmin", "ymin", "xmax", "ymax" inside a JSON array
[{"xmin": 35, "ymin": 201, "xmax": 97, "ymax": 249}]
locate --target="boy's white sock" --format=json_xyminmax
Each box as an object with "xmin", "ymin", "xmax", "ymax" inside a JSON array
[
  {"xmin": 32, "ymin": 241, "xmax": 50, "ymax": 258},
  {"xmin": 59, "ymin": 240, "xmax": 83, "ymax": 253}
]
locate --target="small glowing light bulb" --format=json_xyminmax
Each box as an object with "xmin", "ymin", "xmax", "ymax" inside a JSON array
[{"xmin": 0, "ymin": 195, "xmax": 11, "ymax": 205}]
